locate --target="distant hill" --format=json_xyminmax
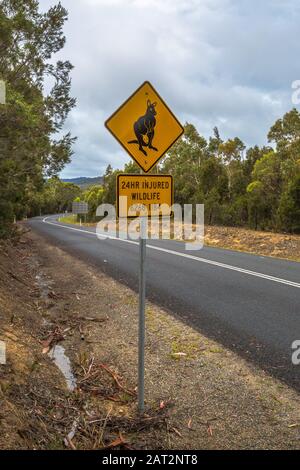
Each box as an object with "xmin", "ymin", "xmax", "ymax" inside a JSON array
[{"xmin": 62, "ymin": 176, "xmax": 103, "ymax": 189}]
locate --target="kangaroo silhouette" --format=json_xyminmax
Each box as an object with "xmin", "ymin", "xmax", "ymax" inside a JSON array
[{"xmin": 128, "ymin": 99, "xmax": 158, "ymax": 156}]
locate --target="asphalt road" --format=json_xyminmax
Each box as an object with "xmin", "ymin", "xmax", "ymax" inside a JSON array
[{"xmin": 28, "ymin": 215, "xmax": 300, "ymax": 390}]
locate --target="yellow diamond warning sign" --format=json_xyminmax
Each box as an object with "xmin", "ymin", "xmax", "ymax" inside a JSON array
[
  {"xmin": 105, "ymin": 81, "xmax": 184, "ymax": 173},
  {"xmin": 117, "ymin": 174, "xmax": 173, "ymax": 218}
]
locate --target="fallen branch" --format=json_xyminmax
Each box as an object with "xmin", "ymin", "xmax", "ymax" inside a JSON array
[
  {"xmin": 102, "ymin": 432, "xmax": 128, "ymax": 450},
  {"xmin": 78, "ymin": 316, "xmax": 107, "ymax": 323},
  {"xmin": 99, "ymin": 363, "xmax": 136, "ymax": 397},
  {"xmin": 64, "ymin": 418, "xmax": 79, "ymax": 450},
  {"xmin": 95, "ymin": 406, "xmax": 112, "ymax": 449},
  {"xmin": 42, "ymin": 327, "xmax": 65, "ymax": 354},
  {"xmin": 7, "ymin": 270, "xmax": 31, "ymax": 287}
]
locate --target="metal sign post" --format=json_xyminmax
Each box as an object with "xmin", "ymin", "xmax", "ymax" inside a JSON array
[{"xmin": 138, "ymin": 214, "xmax": 147, "ymax": 412}]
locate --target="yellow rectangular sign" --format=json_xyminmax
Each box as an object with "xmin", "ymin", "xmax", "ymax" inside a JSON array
[
  {"xmin": 105, "ymin": 81, "xmax": 184, "ymax": 173},
  {"xmin": 117, "ymin": 174, "xmax": 173, "ymax": 218}
]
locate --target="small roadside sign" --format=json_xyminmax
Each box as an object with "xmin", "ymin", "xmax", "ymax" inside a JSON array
[
  {"xmin": 105, "ymin": 81, "xmax": 184, "ymax": 173},
  {"xmin": 72, "ymin": 202, "xmax": 88, "ymax": 215},
  {"xmin": 117, "ymin": 174, "xmax": 173, "ymax": 217},
  {"xmin": 0, "ymin": 80, "xmax": 6, "ymax": 104}
]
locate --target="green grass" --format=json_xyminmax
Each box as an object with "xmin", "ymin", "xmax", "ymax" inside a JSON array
[
  {"xmin": 58, "ymin": 215, "xmax": 80, "ymax": 224},
  {"xmin": 58, "ymin": 215, "xmax": 96, "ymax": 226}
]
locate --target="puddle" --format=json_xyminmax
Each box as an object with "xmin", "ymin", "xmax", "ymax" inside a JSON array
[{"xmin": 48, "ymin": 345, "xmax": 76, "ymax": 391}]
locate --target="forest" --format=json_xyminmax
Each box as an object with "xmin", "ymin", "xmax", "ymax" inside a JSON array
[
  {"xmin": 82, "ymin": 112, "xmax": 300, "ymax": 234},
  {"xmin": 0, "ymin": 1, "xmax": 299, "ymax": 237},
  {"xmin": 0, "ymin": 0, "xmax": 76, "ymax": 237}
]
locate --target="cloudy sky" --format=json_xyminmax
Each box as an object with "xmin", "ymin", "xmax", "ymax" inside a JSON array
[{"xmin": 41, "ymin": 0, "xmax": 300, "ymax": 178}]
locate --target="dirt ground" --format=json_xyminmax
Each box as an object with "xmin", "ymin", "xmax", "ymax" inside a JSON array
[
  {"xmin": 1, "ymin": 226, "xmax": 300, "ymax": 450},
  {"xmin": 205, "ymin": 225, "xmax": 300, "ymax": 262}
]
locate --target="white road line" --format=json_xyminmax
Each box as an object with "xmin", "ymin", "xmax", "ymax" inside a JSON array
[{"xmin": 42, "ymin": 216, "xmax": 300, "ymax": 289}]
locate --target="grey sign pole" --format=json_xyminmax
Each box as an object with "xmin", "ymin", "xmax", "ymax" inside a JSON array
[
  {"xmin": 138, "ymin": 191, "xmax": 147, "ymax": 413},
  {"xmin": 0, "ymin": 80, "xmax": 6, "ymax": 104}
]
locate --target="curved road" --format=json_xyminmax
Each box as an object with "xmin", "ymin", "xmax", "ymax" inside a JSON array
[{"xmin": 28, "ymin": 215, "xmax": 300, "ymax": 391}]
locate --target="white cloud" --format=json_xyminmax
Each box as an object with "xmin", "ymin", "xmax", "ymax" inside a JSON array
[{"xmin": 39, "ymin": 0, "xmax": 300, "ymax": 177}]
